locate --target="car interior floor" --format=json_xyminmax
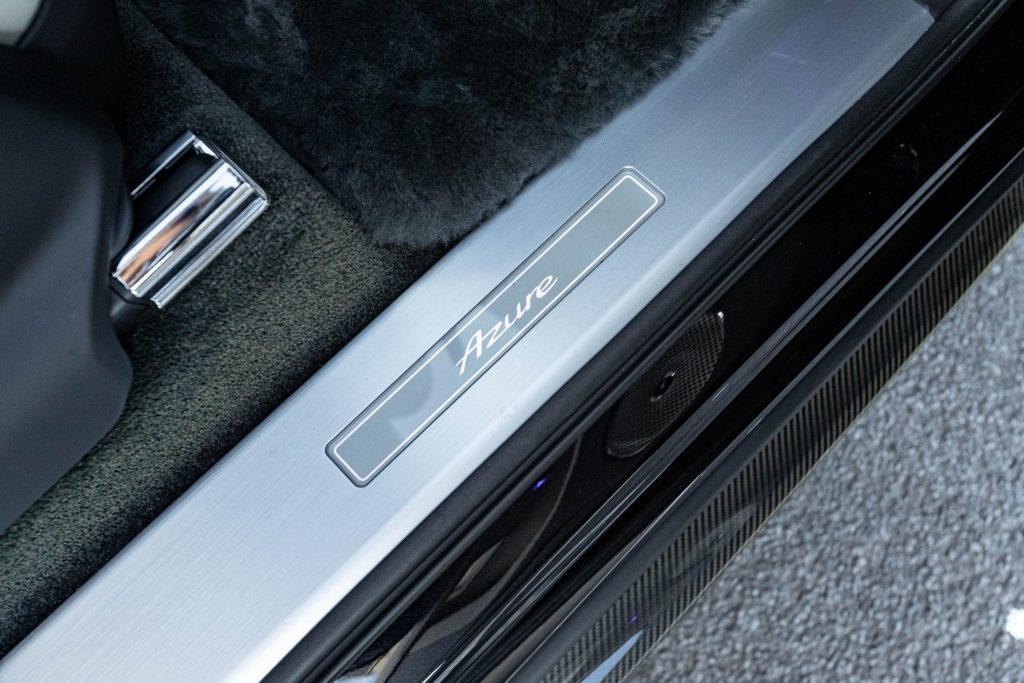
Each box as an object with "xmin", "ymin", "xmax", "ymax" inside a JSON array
[{"xmin": 0, "ymin": 0, "xmax": 742, "ymax": 655}]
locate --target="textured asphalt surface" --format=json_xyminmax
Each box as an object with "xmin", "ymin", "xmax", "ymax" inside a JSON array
[{"xmin": 630, "ymin": 229, "xmax": 1024, "ymax": 681}]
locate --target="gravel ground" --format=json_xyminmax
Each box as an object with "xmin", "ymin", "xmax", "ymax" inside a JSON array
[{"xmin": 630, "ymin": 228, "xmax": 1024, "ymax": 682}]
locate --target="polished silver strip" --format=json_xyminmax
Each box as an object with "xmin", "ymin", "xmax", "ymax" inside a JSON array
[
  {"xmin": 329, "ymin": 171, "xmax": 663, "ymax": 485},
  {"xmin": 113, "ymin": 132, "xmax": 268, "ymax": 307},
  {"xmin": 0, "ymin": 1, "xmax": 932, "ymax": 680}
]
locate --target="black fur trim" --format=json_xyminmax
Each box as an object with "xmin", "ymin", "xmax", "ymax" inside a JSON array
[{"xmin": 136, "ymin": 0, "xmax": 742, "ymax": 247}]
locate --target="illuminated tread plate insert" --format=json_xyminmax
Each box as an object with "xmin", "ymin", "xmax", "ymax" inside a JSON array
[{"xmin": 328, "ymin": 169, "xmax": 664, "ymax": 485}]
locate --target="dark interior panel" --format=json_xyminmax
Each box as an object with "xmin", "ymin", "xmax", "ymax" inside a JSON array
[{"xmin": 0, "ymin": 48, "xmax": 131, "ymax": 532}]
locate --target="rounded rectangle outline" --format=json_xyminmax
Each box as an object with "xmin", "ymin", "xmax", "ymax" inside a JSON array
[{"xmin": 327, "ymin": 168, "xmax": 665, "ymax": 485}]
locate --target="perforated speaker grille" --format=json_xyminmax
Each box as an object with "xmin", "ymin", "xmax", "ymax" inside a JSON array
[
  {"xmin": 606, "ymin": 312, "xmax": 725, "ymax": 458},
  {"xmin": 542, "ymin": 178, "xmax": 1024, "ymax": 683}
]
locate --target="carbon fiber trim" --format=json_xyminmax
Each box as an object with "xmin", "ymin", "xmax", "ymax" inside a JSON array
[{"xmin": 543, "ymin": 178, "xmax": 1024, "ymax": 683}]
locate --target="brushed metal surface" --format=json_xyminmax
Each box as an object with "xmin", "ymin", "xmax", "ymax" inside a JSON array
[
  {"xmin": 0, "ymin": 0, "xmax": 932, "ymax": 680},
  {"xmin": 329, "ymin": 170, "xmax": 663, "ymax": 485}
]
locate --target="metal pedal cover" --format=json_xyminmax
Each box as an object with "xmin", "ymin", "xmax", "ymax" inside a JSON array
[{"xmin": 112, "ymin": 131, "xmax": 268, "ymax": 311}]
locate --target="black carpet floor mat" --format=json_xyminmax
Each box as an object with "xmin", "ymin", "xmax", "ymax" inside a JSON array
[{"xmin": 134, "ymin": 0, "xmax": 739, "ymax": 247}]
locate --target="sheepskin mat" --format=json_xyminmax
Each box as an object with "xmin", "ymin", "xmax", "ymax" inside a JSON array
[{"xmin": 133, "ymin": 0, "xmax": 739, "ymax": 247}]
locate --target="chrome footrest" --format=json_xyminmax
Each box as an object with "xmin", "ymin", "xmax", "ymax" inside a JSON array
[{"xmin": 112, "ymin": 131, "xmax": 268, "ymax": 308}]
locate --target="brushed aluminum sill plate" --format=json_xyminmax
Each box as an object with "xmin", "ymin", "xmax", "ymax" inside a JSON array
[{"xmin": 328, "ymin": 170, "xmax": 663, "ymax": 485}]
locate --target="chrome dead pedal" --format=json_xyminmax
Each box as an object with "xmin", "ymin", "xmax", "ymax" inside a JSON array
[{"xmin": 110, "ymin": 131, "xmax": 267, "ymax": 326}]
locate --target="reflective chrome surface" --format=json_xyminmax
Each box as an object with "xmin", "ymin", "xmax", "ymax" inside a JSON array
[
  {"xmin": 0, "ymin": 0, "xmax": 932, "ymax": 679},
  {"xmin": 113, "ymin": 131, "xmax": 268, "ymax": 307}
]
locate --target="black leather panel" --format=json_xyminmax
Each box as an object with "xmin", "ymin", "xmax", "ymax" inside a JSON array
[
  {"xmin": 17, "ymin": 0, "xmax": 126, "ymax": 120},
  {"xmin": 0, "ymin": 49, "xmax": 131, "ymax": 532}
]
